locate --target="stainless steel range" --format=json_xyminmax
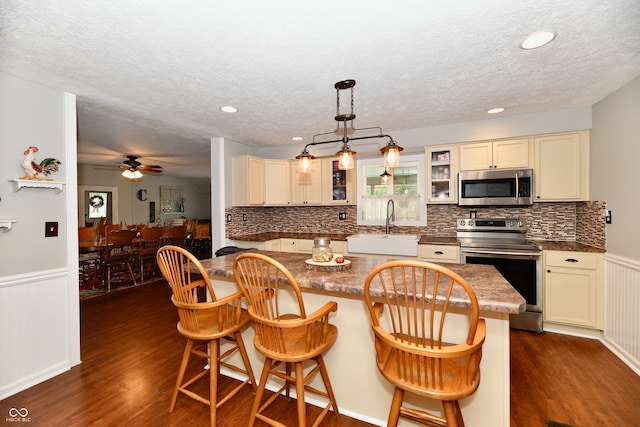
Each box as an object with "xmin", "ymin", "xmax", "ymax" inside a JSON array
[{"xmin": 457, "ymin": 217, "xmax": 543, "ymax": 332}]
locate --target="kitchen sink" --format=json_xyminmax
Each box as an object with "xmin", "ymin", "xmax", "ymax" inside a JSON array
[{"xmin": 347, "ymin": 233, "xmax": 420, "ymax": 257}]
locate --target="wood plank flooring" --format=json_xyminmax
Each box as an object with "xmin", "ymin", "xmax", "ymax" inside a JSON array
[{"xmin": 1, "ymin": 280, "xmax": 639, "ymax": 426}]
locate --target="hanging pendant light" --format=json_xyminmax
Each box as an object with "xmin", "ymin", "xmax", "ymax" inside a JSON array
[
  {"xmin": 296, "ymin": 79, "xmax": 402, "ymax": 172},
  {"xmin": 380, "ymin": 139, "xmax": 404, "ymax": 168},
  {"xmin": 380, "ymin": 167, "xmax": 392, "ymax": 184}
]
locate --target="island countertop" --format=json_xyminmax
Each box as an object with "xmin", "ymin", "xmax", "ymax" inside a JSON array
[{"xmin": 198, "ymin": 250, "xmax": 525, "ymax": 314}]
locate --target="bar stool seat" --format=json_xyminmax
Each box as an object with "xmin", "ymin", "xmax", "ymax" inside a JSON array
[{"xmin": 233, "ymin": 252, "xmax": 340, "ymax": 427}]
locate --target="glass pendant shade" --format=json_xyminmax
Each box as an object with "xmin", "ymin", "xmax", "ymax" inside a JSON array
[
  {"xmin": 122, "ymin": 169, "xmax": 143, "ymax": 179},
  {"xmin": 296, "ymin": 149, "xmax": 315, "ymax": 173},
  {"xmin": 381, "ymin": 140, "xmax": 404, "ymax": 168},
  {"xmin": 336, "ymin": 145, "xmax": 355, "ymax": 170},
  {"xmin": 380, "ymin": 168, "xmax": 392, "ymax": 184}
]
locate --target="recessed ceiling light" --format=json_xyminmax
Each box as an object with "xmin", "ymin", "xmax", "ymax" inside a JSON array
[
  {"xmin": 520, "ymin": 31, "xmax": 556, "ymax": 50},
  {"xmin": 220, "ymin": 105, "xmax": 238, "ymax": 113},
  {"xmin": 488, "ymin": 107, "xmax": 505, "ymax": 114},
  {"xmin": 291, "ymin": 136, "xmax": 303, "ymax": 141}
]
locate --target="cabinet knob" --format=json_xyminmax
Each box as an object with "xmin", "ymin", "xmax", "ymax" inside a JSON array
[{"xmin": 547, "ymin": 269, "xmax": 551, "ymax": 273}]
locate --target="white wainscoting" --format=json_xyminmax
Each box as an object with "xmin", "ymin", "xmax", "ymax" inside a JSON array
[
  {"xmin": 603, "ymin": 254, "xmax": 640, "ymax": 376},
  {"xmin": 0, "ymin": 268, "xmax": 76, "ymax": 400}
]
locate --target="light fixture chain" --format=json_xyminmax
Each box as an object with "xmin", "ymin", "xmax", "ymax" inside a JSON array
[{"xmin": 350, "ymin": 85, "xmax": 354, "ymax": 116}]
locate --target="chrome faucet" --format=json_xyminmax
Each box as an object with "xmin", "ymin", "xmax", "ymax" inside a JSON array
[{"xmin": 385, "ymin": 199, "xmax": 395, "ymax": 234}]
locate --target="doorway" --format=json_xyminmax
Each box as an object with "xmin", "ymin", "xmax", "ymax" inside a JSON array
[{"xmin": 78, "ymin": 185, "xmax": 119, "ymax": 226}]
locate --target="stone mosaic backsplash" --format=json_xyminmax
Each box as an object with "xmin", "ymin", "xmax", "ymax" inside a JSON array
[{"xmin": 226, "ymin": 200, "xmax": 606, "ymax": 249}]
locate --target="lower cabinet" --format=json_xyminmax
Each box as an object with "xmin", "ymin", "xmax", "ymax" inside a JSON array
[
  {"xmin": 418, "ymin": 244, "xmax": 460, "ymax": 263},
  {"xmin": 543, "ymin": 250, "xmax": 603, "ymax": 329},
  {"xmin": 234, "ymin": 239, "xmax": 281, "ymax": 251}
]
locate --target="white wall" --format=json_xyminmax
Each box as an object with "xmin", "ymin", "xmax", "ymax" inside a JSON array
[
  {"xmin": 78, "ymin": 164, "xmax": 211, "ymax": 225},
  {"xmin": 0, "ymin": 72, "xmax": 80, "ymax": 399},
  {"xmin": 591, "ymin": 74, "xmax": 640, "ymax": 260}
]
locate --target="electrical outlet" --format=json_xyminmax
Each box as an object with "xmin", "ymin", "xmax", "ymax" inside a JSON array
[
  {"xmin": 605, "ymin": 210, "xmax": 612, "ymax": 224},
  {"xmin": 338, "ymin": 212, "xmax": 347, "ymax": 220},
  {"xmin": 242, "ymin": 213, "xmax": 247, "ymax": 221},
  {"xmin": 45, "ymin": 221, "xmax": 58, "ymax": 237},
  {"xmin": 226, "ymin": 214, "xmax": 232, "ymax": 222}
]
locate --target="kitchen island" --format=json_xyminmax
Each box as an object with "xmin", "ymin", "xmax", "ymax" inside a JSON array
[{"xmin": 198, "ymin": 250, "xmax": 525, "ymax": 427}]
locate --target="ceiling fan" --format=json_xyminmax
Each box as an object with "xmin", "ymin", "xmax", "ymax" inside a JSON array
[{"xmin": 120, "ymin": 155, "xmax": 163, "ymax": 179}]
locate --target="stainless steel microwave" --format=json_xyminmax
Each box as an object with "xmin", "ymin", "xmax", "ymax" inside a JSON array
[{"xmin": 458, "ymin": 169, "xmax": 533, "ymax": 206}]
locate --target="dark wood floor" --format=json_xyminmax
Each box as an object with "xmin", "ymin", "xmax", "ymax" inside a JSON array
[{"xmin": 2, "ymin": 280, "xmax": 639, "ymax": 426}]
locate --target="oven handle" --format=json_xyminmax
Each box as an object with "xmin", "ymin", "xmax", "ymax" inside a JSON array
[{"xmin": 461, "ymin": 248, "xmax": 542, "ymax": 257}]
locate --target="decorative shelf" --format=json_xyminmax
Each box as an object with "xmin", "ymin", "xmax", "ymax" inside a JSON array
[
  {"xmin": 0, "ymin": 220, "xmax": 17, "ymax": 230},
  {"xmin": 11, "ymin": 179, "xmax": 65, "ymax": 193}
]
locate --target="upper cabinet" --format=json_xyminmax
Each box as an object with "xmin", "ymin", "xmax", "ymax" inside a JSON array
[
  {"xmin": 232, "ymin": 155, "xmax": 265, "ymax": 206},
  {"xmin": 264, "ymin": 160, "xmax": 291, "ymax": 205},
  {"xmin": 459, "ymin": 138, "xmax": 530, "ymax": 171},
  {"xmin": 321, "ymin": 158, "xmax": 356, "ymax": 205},
  {"xmin": 425, "ymin": 145, "xmax": 458, "ymax": 204},
  {"xmin": 534, "ymin": 131, "xmax": 589, "ymax": 202},
  {"xmin": 290, "ymin": 158, "xmax": 323, "ymax": 205}
]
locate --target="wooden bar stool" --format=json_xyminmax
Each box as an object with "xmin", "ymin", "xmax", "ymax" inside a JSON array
[
  {"xmin": 363, "ymin": 260, "xmax": 486, "ymax": 427},
  {"xmin": 233, "ymin": 252, "xmax": 340, "ymax": 427},
  {"xmin": 157, "ymin": 245, "xmax": 257, "ymax": 427}
]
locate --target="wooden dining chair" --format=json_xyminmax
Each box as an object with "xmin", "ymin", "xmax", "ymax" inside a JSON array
[
  {"xmin": 232, "ymin": 252, "xmax": 340, "ymax": 427},
  {"xmin": 101, "ymin": 229, "xmax": 137, "ymax": 292},
  {"xmin": 156, "ymin": 245, "xmax": 257, "ymax": 427},
  {"xmin": 164, "ymin": 225, "xmax": 188, "ymax": 248},
  {"xmin": 134, "ymin": 226, "xmax": 163, "ymax": 281},
  {"xmin": 363, "ymin": 260, "xmax": 486, "ymax": 427},
  {"xmin": 78, "ymin": 226, "xmax": 99, "ymax": 287}
]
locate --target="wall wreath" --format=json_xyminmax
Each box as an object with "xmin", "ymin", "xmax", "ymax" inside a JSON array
[{"xmin": 89, "ymin": 195, "xmax": 105, "ymax": 209}]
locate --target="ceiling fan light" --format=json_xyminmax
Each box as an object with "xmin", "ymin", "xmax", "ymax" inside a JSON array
[{"xmin": 122, "ymin": 169, "xmax": 143, "ymax": 179}]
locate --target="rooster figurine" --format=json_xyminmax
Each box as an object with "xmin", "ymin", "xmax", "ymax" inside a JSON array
[{"xmin": 20, "ymin": 146, "xmax": 62, "ymax": 181}]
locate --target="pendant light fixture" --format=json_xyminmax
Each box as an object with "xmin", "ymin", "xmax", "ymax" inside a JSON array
[
  {"xmin": 296, "ymin": 79, "xmax": 402, "ymax": 172},
  {"xmin": 380, "ymin": 167, "xmax": 392, "ymax": 184}
]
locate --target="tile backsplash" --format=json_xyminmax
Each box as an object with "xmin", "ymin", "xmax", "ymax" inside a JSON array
[{"xmin": 226, "ymin": 200, "xmax": 606, "ymax": 249}]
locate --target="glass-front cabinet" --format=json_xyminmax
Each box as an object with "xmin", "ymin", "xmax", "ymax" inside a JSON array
[
  {"xmin": 425, "ymin": 145, "xmax": 458, "ymax": 204},
  {"xmin": 321, "ymin": 158, "xmax": 355, "ymax": 205}
]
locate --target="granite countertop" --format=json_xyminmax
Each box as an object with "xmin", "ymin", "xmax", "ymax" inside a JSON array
[
  {"xmin": 198, "ymin": 250, "xmax": 526, "ymax": 314},
  {"xmin": 230, "ymin": 232, "xmax": 605, "ymax": 253},
  {"xmin": 230, "ymin": 232, "xmax": 353, "ymax": 242},
  {"xmin": 534, "ymin": 240, "xmax": 605, "ymax": 253}
]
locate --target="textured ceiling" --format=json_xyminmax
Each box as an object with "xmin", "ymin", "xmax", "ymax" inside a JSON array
[{"xmin": 1, "ymin": 1, "xmax": 639, "ymax": 180}]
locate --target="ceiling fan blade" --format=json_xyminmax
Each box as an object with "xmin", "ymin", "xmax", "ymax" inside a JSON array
[{"xmin": 139, "ymin": 164, "xmax": 163, "ymax": 173}]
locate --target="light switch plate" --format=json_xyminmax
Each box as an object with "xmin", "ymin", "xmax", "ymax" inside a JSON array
[{"xmin": 45, "ymin": 221, "xmax": 58, "ymax": 237}]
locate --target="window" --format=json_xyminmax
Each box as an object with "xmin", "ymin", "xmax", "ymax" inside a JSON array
[{"xmin": 356, "ymin": 153, "xmax": 425, "ymax": 226}]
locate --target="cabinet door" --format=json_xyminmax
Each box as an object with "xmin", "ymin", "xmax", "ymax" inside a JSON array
[
  {"xmin": 459, "ymin": 142, "xmax": 493, "ymax": 170},
  {"xmin": 459, "ymin": 139, "xmax": 529, "ymax": 170},
  {"xmin": 232, "ymin": 155, "xmax": 264, "ymax": 206},
  {"xmin": 534, "ymin": 132, "xmax": 588, "ymax": 201},
  {"xmin": 264, "ymin": 160, "xmax": 291, "ymax": 205},
  {"xmin": 493, "ymin": 138, "xmax": 529, "ymax": 169},
  {"xmin": 426, "ymin": 145, "xmax": 458, "ymax": 203},
  {"xmin": 322, "ymin": 158, "xmax": 355, "ymax": 205},
  {"xmin": 291, "ymin": 159, "xmax": 322, "ymax": 205},
  {"xmin": 544, "ymin": 266, "xmax": 598, "ymax": 327},
  {"xmin": 543, "ymin": 251, "xmax": 602, "ymax": 329}
]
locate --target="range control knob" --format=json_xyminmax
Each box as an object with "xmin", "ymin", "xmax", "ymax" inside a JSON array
[
  {"xmin": 459, "ymin": 219, "xmax": 466, "ymax": 226},
  {"xmin": 468, "ymin": 220, "xmax": 474, "ymax": 226}
]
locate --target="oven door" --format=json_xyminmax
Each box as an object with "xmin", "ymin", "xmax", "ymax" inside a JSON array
[{"xmin": 460, "ymin": 248, "xmax": 542, "ymax": 330}]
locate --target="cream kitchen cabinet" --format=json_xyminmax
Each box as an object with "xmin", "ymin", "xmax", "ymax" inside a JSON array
[
  {"xmin": 280, "ymin": 238, "xmax": 314, "ymax": 254},
  {"xmin": 264, "ymin": 160, "xmax": 291, "ymax": 205},
  {"xmin": 234, "ymin": 239, "xmax": 281, "ymax": 251},
  {"xmin": 232, "ymin": 155, "xmax": 265, "ymax": 206},
  {"xmin": 543, "ymin": 250, "xmax": 603, "ymax": 330},
  {"xmin": 321, "ymin": 158, "xmax": 356, "ymax": 205},
  {"xmin": 426, "ymin": 145, "xmax": 458, "ymax": 203},
  {"xmin": 534, "ymin": 131, "xmax": 589, "ymax": 201},
  {"xmin": 291, "ymin": 159, "xmax": 323, "ymax": 205},
  {"xmin": 418, "ymin": 244, "xmax": 460, "ymax": 263},
  {"xmin": 459, "ymin": 138, "xmax": 530, "ymax": 171}
]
